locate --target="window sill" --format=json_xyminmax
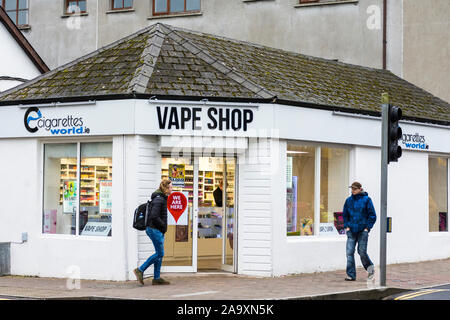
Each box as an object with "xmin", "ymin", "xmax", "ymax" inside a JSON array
[
  {"xmin": 295, "ymin": 0, "xmax": 359, "ymax": 8},
  {"xmin": 287, "ymin": 235, "xmax": 346, "ymax": 243},
  {"xmin": 61, "ymin": 13, "xmax": 89, "ymax": 18},
  {"xmin": 18, "ymin": 24, "xmax": 31, "ymax": 31},
  {"xmin": 243, "ymin": 0, "xmax": 275, "ymax": 2},
  {"xmin": 41, "ymin": 233, "xmax": 113, "ymax": 241},
  {"xmin": 429, "ymin": 231, "xmax": 450, "ymax": 236},
  {"xmin": 106, "ymin": 8, "xmax": 135, "ymax": 14},
  {"xmin": 148, "ymin": 11, "xmax": 202, "ymax": 20}
]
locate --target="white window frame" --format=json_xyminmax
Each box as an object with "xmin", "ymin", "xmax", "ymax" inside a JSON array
[{"xmin": 286, "ymin": 140, "xmax": 352, "ymax": 239}]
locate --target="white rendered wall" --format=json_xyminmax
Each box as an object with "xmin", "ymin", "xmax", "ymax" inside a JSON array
[
  {"xmin": 272, "ymin": 144, "xmax": 450, "ymax": 276},
  {"xmin": 0, "ymin": 23, "xmax": 41, "ymax": 92},
  {"xmin": 0, "ymin": 136, "xmax": 132, "ymax": 281}
]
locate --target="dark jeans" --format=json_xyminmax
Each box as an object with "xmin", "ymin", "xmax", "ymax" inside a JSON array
[
  {"xmin": 346, "ymin": 230, "xmax": 373, "ymax": 279},
  {"xmin": 138, "ymin": 227, "xmax": 165, "ymax": 279}
]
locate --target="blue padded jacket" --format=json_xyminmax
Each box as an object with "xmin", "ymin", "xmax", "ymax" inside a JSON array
[{"xmin": 343, "ymin": 191, "xmax": 377, "ymax": 233}]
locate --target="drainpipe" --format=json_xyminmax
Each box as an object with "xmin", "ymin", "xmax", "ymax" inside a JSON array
[{"xmin": 383, "ymin": 0, "xmax": 387, "ymax": 69}]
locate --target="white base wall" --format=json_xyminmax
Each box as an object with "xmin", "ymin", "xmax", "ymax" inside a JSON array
[
  {"xmin": 272, "ymin": 144, "xmax": 450, "ymax": 277},
  {"xmin": 0, "ymin": 136, "xmax": 136, "ymax": 281},
  {"xmin": 1, "ymin": 136, "xmax": 449, "ymax": 280}
]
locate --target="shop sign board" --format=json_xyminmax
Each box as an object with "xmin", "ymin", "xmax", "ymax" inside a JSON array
[
  {"xmin": 167, "ymin": 191, "xmax": 188, "ymax": 225},
  {"xmin": 43, "ymin": 210, "xmax": 57, "ymax": 234},
  {"xmin": 155, "ymin": 105, "xmax": 254, "ymax": 131},
  {"xmin": 81, "ymin": 222, "xmax": 111, "ymax": 236},
  {"xmin": 0, "ymin": 100, "xmax": 134, "ymax": 138},
  {"xmin": 1, "ymin": 99, "xmax": 448, "ymax": 154},
  {"xmin": 400, "ymin": 132, "xmax": 429, "ymax": 150}
]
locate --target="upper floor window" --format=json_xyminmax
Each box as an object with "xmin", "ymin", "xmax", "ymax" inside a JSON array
[
  {"xmin": 111, "ymin": 0, "xmax": 133, "ymax": 10},
  {"xmin": 65, "ymin": 0, "xmax": 87, "ymax": 14},
  {"xmin": 153, "ymin": 0, "xmax": 200, "ymax": 16},
  {"xmin": 1, "ymin": 0, "xmax": 29, "ymax": 26}
]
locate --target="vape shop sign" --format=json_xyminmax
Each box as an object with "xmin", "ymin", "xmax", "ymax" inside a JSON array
[{"xmin": 167, "ymin": 191, "xmax": 188, "ymax": 225}]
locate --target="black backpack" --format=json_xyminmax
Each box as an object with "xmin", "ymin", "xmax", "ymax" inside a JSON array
[{"xmin": 133, "ymin": 200, "xmax": 152, "ymax": 231}]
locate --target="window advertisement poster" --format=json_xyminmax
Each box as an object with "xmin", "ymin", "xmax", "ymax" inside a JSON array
[
  {"xmin": 334, "ymin": 212, "xmax": 345, "ymax": 234},
  {"xmin": 287, "ymin": 176, "xmax": 298, "ymax": 233},
  {"xmin": 439, "ymin": 212, "xmax": 448, "ymax": 232},
  {"xmin": 286, "ymin": 157, "xmax": 297, "ymax": 233},
  {"xmin": 99, "ymin": 180, "xmax": 112, "ymax": 215},
  {"xmin": 169, "ymin": 163, "xmax": 185, "ymax": 187},
  {"xmin": 43, "ymin": 209, "xmax": 57, "ymax": 234},
  {"xmin": 167, "ymin": 191, "xmax": 189, "ymax": 225},
  {"xmin": 63, "ymin": 180, "xmax": 77, "ymax": 213},
  {"xmin": 175, "ymin": 225, "xmax": 189, "ymax": 242}
]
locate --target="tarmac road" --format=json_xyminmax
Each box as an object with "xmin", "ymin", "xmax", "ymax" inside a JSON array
[{"xmin": 386, "ymin": 284, "xmax": 450, "ymax": 300}]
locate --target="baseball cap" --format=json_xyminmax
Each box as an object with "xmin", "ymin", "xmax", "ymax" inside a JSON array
[{"xmin": 349, "ymin": 182, "xmax": 362, "ymax": 189}]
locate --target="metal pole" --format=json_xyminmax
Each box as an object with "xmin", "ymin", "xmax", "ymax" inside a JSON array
[{"xmin": 380, "ymin": 93, "xmax": 389, "ymax": 287}]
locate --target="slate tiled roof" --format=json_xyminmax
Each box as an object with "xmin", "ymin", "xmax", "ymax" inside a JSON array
[{"xmin": 0, "ymin": 23, "xmax": 449, "ymax": 124}]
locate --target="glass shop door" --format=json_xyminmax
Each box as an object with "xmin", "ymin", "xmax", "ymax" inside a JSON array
[
  {"xmin": 197, "ymin": 157, "xmax": 236, "ymax": 273},
  {"xmin": 222, "ymin": 158, "xmax": 236, "ymax": 272},
  {"xmin": 160, "ymin": 156, "xmax": 198, "ymax": 273}
]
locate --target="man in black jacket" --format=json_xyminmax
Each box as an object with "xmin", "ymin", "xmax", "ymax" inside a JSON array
[{"xmin": 134, "ymin": 180, "xmax": 172, "ymax": 285}]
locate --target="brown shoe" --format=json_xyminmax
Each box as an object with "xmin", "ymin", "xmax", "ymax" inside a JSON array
[
  {"xmin": 133, "ymin": 268, "xmax": 144, "ymax": 285},
  {"xmin": 152, "ymin": 278, "xmax": 170, "ymax": 285}
]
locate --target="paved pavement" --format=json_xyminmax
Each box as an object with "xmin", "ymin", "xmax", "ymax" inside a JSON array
[{"xmin": 0, "ymin": 258, "xmax": 449, "ymax": 300}]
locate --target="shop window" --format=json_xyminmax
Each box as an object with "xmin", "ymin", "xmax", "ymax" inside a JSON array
[
  {"xmin": 1, "ymin": 0, "xmax": 29, "ymax": 26},
  {"xmin": 43, "ymin": 142, "xmax": 112, "ymax": 237},
  {"xmin": 287, "ymin": 145, "xmax": 315, "ymax": 236},
  {"xmin": 286, "ymin": 144, "xmax": 349, "ymax": 237},
  {"xmin": 320, "ymin": 147, "xmax": 349, "ymax": 235},
  {"xmin": 65, "ymin": 0, "xmax": 87, "ymax": 14},
  {"xmin": 429, "ymin": 157, "xmax": 448, "ymax": 232},
  {"xmin": 153, "ymin": 0, "xmax": 200, "ymax": 16},
  {"xmin": 43, "ymin": 144, "xmax": 78, "ymax": 235},
  {"xmin": 111, "ymin": 0, "xmax": 133, "ymax": 10}
]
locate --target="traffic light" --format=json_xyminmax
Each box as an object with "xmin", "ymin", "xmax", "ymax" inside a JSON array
[{"xmin": 387, "ymin": 104, "xmax": 402, "ymax": 163}]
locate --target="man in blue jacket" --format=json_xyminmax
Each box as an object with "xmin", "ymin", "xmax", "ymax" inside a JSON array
[{"xmin": 343, "ymin": 182, "xmax": 377, "ymax": 281}]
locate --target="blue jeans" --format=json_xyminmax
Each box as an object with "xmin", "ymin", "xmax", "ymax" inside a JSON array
[
  {"xmin": 346, "ymin": 230, "xmax": 373, "ymax": 279},
  {"xmin": 138, "ymin": 227, "xmax": 165, "ymax": 279}
]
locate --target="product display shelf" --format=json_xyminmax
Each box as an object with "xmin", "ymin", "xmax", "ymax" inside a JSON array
[
  {"xmin": 59, "ymin": 158, "xmax": 112, "ymax": 206},
  {"xmin": 160, "ymin": 165, "xmax": 234, "ymax": 210}
]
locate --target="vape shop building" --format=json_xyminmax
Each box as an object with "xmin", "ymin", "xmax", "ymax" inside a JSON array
[{"xmin": 0, "ymin": 24, "xmax": 449, "ymax": 280}]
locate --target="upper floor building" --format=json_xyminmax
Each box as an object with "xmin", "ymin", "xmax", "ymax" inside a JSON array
[
  {"xmin": 2, "ymin": 0, "xmax": 449, "ymax": 102},
  {"xmin": 0, "ymin": 5, "xmax": 48, "ymax": 92}
]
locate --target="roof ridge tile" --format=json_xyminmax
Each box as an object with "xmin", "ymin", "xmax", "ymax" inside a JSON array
[{"xmin": 128, "ymin": 29, "xmax": 166, "ymax": 94}]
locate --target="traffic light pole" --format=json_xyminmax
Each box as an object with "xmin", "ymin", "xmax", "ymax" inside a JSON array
[{"xmin": 380, "ymin": 94, "xmax": 389, "ymax": 287}]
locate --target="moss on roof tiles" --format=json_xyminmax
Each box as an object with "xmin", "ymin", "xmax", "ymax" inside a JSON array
[{"xmin": 0, "ymin": 23, "xmax": 448, "ymax": 123}]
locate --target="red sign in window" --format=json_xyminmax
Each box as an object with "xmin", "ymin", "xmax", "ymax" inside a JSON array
[{"xmin": 167, "ymin": 192, "xmax": 188, "ymax": 223}]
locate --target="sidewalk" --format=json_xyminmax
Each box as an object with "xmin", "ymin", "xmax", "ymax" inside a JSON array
[{"xmin": 0, "ymin": 258, "xmax": 449, "ymax": 300}]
